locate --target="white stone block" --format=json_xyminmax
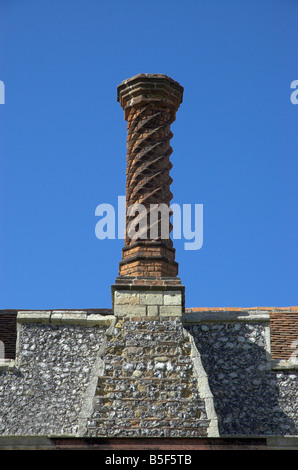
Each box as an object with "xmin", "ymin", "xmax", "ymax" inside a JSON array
[
  {"xmin": 86, "ymin": 314, "xmax": 115, "ymax": 326},
  {"xmin": 114, "ymin": 291, "xmax": 140, "ymax": 305},
  {"xmin": 139, "ymin": 291, "xmax": 163, "ymax": 305},
  {"xmin": 159, "ymin": 306, "xmax": 182, "ymax": 317},
  {"xmin": 50, "ymin": 312, "xmax": 63, "ymax": 323},
  {"xmin": 114, "ymin": 305, "xmax": 147, "ymax": 317},
  {"xmin": 60, "ymin": 313, "xmax": 87, "ymax": 324},
  {"xmin": 17, "ymin": 311, "xmax": 51, "ymax": 323},
  {"xmin": 147, "ymin": 305, "xmax": 159, "ymax": 316},
  {"xmin": 163, "ymin": 291, "xmax": 182, "ymax": 306}
]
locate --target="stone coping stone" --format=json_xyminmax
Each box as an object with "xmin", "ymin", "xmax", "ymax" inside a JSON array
[
  {"xmin": 111, "ymin": 284, "xmax": 185, "ymax": 291},
  {"xmin": 15, "ymin": 310, "xmax": 273, "ymax": 323},
  {"xmin": 271, "ymin": 359, "xmax": 298, "ymax": 370},
  {"xmin": 0, "ymin": 359, "xmax": 16, "ymax": 371},
  {"xmin": 17, "ymin": 310, "xmax": 114, "ymax": 326},
  {"xmin": 183, "ymin": 311, "xmax": 270, "ymax": 323}
]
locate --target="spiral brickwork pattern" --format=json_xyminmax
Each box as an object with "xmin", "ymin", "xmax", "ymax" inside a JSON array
[
  {"xmin": 125, "ymin": 104, "xmax": 174, "ymax": 246},
  {"xmin": 117, "ymin": 74, "xmax": 183, "ymax": 278}
]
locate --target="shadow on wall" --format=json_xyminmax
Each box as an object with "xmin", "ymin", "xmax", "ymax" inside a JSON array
[
  {"xmin": 186, "ymin": 322, "xmax": 297, "ymax": 436},
  {"xmin": 0, "ymin": 312, "xmax": 17, "ymax": 360}
]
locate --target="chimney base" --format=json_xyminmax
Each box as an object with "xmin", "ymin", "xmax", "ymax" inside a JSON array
[
  {"xmin": 111, "ymin": 277, "xmax": 185, "ymax": 318},
  {"xmin": 119, "ymin": 241, "xmax": 178, "ymax": 278}
]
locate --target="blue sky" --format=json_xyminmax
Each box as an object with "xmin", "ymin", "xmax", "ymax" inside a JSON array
[{"xmin": 1, "ymin": 0, "xmax": 297, "ymax": 310}]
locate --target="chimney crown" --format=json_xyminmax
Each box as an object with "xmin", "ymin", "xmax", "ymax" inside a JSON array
[{"xmin": 117, "ymin": 73, "xmax": 184, "ymax": 120}]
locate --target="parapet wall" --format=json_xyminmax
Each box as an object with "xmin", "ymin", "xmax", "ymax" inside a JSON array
[
  {"xmin": 0, "ymin": 311, "xmax": 113, "ymax": 435},
  {"xmin": 184, "ymin": 308, "xmax": 298, "ymax": 436},
  {"xmin": 0, "ymin": 308, "xmax": 297, "ymax": 439}
]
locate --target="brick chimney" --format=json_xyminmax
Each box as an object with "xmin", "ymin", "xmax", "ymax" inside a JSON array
[{"xmin": 112, "ymin": 74, "xmax": 185, "ymax": 317}]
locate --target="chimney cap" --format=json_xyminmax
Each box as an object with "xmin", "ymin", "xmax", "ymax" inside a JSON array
[{"xmin": 117, "ymin": 73, "xmax": 184, "ymax": 118}]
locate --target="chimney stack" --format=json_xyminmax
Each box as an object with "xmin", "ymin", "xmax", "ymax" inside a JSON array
[
  {"xmin": 112, "ymin": 74, "xmax": 184, "ymax": 317},
  {"xmin": 117, "ymin": 73, "xmax": 184, "ymax": 278}
]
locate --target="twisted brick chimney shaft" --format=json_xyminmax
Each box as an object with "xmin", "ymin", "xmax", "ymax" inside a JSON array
[{"xmin": 117, "ymin": 74, "xmax": 183, "ymax": 278}]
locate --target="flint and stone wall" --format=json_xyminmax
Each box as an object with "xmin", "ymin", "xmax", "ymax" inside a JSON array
[
  {"xmin": 0, "ymin": 309, "xmax": 297, "ymax": 438},
  {"xmin": 0, "ymin": 312, "xmax": 113, "ymax": 436},
  {"xmin": 85, "ymin": 316, "xmax": 216, "ymax": 438},
  {"xmin": 184, "ymin": 310, "xmax": 298, "ymax": 436}
]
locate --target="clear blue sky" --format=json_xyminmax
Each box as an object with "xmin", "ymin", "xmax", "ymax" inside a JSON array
[{"xmin": 1, "ymin": 0, "xmax": 297, "ymax": 310}]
